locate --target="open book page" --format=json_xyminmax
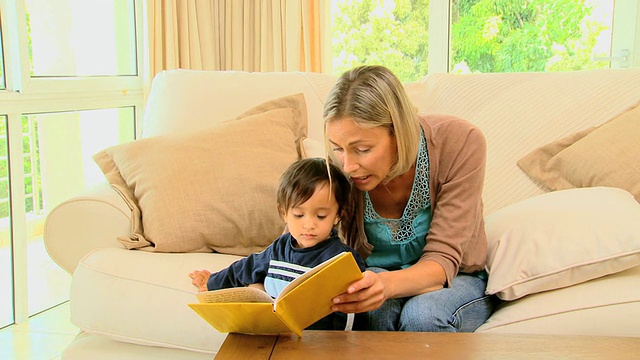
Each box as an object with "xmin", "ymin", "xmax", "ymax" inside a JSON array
[
  {"xmin": 273, "ymin": 252, "xmax": 364, "ymax": 335},
  {"xmin": 196, "ymin": 286, "xmax": 274, "ymax": 304},
  {"xmin": 188, "ymin": 302, "xmax": 291, "ymax": 334},
  {"xmin": 188, "ymin": 252, "xmax": 363, "ymax": 337},
  {"xmin": 276, "ymin": 252, "xmax": 353, "ymax": 301}
]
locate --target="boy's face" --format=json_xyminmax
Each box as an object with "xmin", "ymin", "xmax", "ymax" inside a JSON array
[{"xmin": 283, "ymin": 182, "xmax": 340, "ymax": 248}]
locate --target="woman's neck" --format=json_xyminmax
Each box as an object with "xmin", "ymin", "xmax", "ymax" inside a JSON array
[{"xmin": 368, "ymin": 163, "xmax": 416, "ymax": 219}]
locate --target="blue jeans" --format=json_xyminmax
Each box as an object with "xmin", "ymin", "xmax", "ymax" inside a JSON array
[{"xmin": 356, "ymin": 267, "xmax": 493, "ymax": 332}]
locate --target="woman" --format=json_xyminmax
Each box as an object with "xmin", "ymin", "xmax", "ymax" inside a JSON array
[{"xmin": 325, "ymin": 65, "xmax": 492, "ymax": 332}]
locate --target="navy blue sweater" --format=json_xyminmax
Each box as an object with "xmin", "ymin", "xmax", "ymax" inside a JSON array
[{"xmin": 207, "ymin": 230, "xmax": 366, "ymax": 298}]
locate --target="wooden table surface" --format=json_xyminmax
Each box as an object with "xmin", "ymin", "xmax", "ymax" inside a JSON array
[{"xmin": 215, "ymin": 331, "xmax": 640, "ymax": 359}]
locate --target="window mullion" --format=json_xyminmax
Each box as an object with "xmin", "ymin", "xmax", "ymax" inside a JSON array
[
  {"xmin": 1, "ymin": 0, "xmax": 30, "ymax": 92},
  {"xmin": 6, "ymin": 112, "xmax": 28, "ymax": 324},
  {"xmin": 611, "ymin": 0, "xmax": 638, "ymax": 68},
  {"xmin": 428, "ymin": 1, "xmax": 451, "ymax": 74}
]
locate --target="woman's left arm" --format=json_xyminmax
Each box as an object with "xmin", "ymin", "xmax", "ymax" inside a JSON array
[
  {"xmin": 420, "ymin": 115, "xmax": 488, "ymax": 286},
  {"xmin": 331, "ymin": 260, "xmax": 445, "ymax": 313},
  {"xmin": 333, "ymin": 116, "xmax": 488, "ymax": 313}
]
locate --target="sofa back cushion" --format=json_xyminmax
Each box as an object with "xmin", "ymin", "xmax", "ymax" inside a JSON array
[
  {"xmin": 141, "ymin": 68, "xmax": 640, "ymax": 215},
  {"xmin": 518, "ymin": 103, "xmax": 640, "ymax": 202},
  {"xmin": 484, "ymin": 186, "xmax": 640, "ymax": 301},
  {"xmin": 142, "ymin": 69, "xmax": 336, "ymax": 142},
  {"xmin": 417, "ymin": 69, "xmax": 640, "ymax": 214}
]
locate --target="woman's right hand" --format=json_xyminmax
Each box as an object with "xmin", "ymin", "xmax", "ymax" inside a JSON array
[{"xmin": 330, "ymin": 270, "xmax": 388, "ymax": 313}]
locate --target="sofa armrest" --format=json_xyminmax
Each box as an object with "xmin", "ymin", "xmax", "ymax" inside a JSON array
[{"xmin": 44, "ymin": 182, "xmax": 132, "ymax": 274}]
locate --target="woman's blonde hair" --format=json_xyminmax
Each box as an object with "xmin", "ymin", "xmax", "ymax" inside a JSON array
[
  {"xmin": 323, "ymin": 65, "xmax": 421, "ymax": 256},
  {"xmin": 323, "ymin": 65, "xmax": 421, "ymax": 182}
]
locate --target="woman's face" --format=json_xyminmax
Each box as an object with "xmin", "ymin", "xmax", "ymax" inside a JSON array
[{"xmin": 326, "ymin": 117, "xmax": 397, "ymax": 192}]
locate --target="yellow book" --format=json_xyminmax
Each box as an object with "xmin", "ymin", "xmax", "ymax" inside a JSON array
[{"xmin": 188, "ymin": 251, "xmax": 363, "ymax": 337}]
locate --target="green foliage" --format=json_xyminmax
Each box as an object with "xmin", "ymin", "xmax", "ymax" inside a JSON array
[
  {"xmin": 0, "ymin": 117, "xmax": 44, "ymax": 219},
  {"xmin": 0, "ymin": 138, "xmax": 6, "ymax": 157},
  {"xmin": 450, "ymin": 0, "xmax": 604, "ymax": 72},
  {"xmin": 332, "ymin": 0, "xmax": 608, "ymax": 80},
  {"xmin": 331, "ymin": 0, "xmax": 429, "ymax": 82}
]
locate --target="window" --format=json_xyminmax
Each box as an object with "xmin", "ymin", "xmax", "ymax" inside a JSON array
[
  {"xmin": 0, "ymin": 0, "xmax": 143, "ymax": 328},
  {"xmin": 23, "ymin": 109, "xmax": 135, "ymax": 316},
  {"xmin": 330, "ymin": 0, "xmax": 429, "ymax": 82},
  {"xmin": 27, "ymin": 0, "xmax": 137, "ymax": 77},
  {"xmin": 449, "ymin": 0, "xmax": 615, "ymax": 73},
  {"xmin": 331, "ymin": 0, "xmax": 636, "ymax": 81}
]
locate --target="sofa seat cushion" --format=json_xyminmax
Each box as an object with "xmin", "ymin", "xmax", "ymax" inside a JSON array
[
  {"xmin": 477, "ymin": 265, "xmax": 640, "ymax": 337},
  {"xmin": 70, "ymin": 247, "xmax": 243, "ymax": 353}
]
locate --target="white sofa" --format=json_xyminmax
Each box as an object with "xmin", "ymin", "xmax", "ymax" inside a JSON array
[{"xmin": 45, "ymin": 68, "xmax": 640, "ymax": 359}]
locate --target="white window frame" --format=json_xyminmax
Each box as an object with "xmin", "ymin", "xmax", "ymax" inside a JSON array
[
  {"xmin": 428, "ymin": 1, "xmax": 450, "ymax": 74},
  {"xmin": 0, "ymin": 0, "xmax": 146, "ymax": 324},
  {"xmin": 611, "ymin": 0, "xmax": 639, "ymax": 68}
]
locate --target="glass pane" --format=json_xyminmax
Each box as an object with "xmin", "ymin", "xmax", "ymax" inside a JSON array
[
  {"xmin": 26, "ymin": 0, "xmax": 137, "ymax": 77},
  {"xmin": 0, "ymin": 116, "xmax": 12, "ymax": 328},
  {"xmin": 24, "ymin": 107, "xmax": 135, "ymax": 315},
  {"xmin": 0, "ymin": 23, "xmax": 5, "ymax": 89},
  {"xmin": 450, "ymin": 0, "xmax": 615, "ymax": 73},
  {"xmin": 331, "ymin": 0, "xmax": 429, "ymax": 82}
]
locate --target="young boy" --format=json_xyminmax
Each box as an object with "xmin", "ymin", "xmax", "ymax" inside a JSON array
[{"xmin": 189, "ymin": 157, "xmax": 366, "ymax": 331}]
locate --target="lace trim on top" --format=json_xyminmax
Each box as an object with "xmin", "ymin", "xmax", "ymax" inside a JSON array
[{"xmin": 364, "ymin": 131, "xmax": 430, "ymax": 244}]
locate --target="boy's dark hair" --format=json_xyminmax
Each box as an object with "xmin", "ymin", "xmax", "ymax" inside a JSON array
[{"xmin": 276, "ymin": 158, "xmax": 351, "ymax": 219}]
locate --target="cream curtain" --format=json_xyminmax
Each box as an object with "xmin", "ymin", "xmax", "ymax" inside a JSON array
[{"xmin": 146, "ymin": 0, "xmax": 324, "ymax": 79}]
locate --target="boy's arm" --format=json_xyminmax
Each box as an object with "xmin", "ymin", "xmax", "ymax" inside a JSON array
[{"xmin": 206, "ymin": 246, "xmax": 274, "ymax": 291}]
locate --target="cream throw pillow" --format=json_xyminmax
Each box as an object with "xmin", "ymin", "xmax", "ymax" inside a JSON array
[
  {"xmin": 518, "ymin": 104, "xmax": 640, "ymax": 202},
  {"xmin": 93, "ymin": 94, "xmax": 307, "ymax": 255},
  {"xmin": 485, "ymin": 187, "xmax": 640, "ymax": 301}
]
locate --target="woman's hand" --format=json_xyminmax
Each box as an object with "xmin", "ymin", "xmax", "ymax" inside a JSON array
[
  {"xmin": 188, "ymin": 269, "xmax": 211, "ymax": 292},
  {"xmin": 331, "ymin": 270, "xmax": 387, "ymax": 313},
  {"xmin": 330, "ymin": 262, "xmax": 446, "ymax": 313}
]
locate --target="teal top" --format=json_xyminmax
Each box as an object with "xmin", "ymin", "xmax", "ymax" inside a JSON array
[{"xmin": 363, "ymin": 131, "xmax": 431, "ymax": 270}]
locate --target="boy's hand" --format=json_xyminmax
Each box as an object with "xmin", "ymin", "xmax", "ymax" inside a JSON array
[{"xmin": 189, "ymin": 270, "xmax": 212, "ymax": 292}]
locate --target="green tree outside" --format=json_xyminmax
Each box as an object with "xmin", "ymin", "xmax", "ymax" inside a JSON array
[
  {"xmin": 332, "ymin": 0, "xmax": 609, "ymax": 82},
  {"xmin": 331, "ymin": 0, "xmax": 429, "ymax": 82}
]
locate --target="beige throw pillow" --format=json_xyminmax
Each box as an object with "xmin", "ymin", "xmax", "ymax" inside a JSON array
[
  {"xmin": 484, "ymin": 187, "xmax": 640, "ymax": 301},
  {"xmin": 93, "ymin": 94, "xmax": 308, "ymax": 255},
  {"xmin": 518, "ymin": 104, "xmax": 640, "ymax": 201}
]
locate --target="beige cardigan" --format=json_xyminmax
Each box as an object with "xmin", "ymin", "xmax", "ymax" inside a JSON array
[{"xmin": 343, "ymin": 114, "xmax": 488, "ymax": 286}]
